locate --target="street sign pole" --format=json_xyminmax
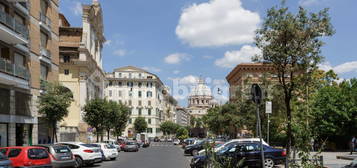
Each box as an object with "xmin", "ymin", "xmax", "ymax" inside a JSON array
[
  {"xmin": 265, "ymin": 101, "xmax": 272, "ymax": 145},
  {"xmin": 251, "ymin": 84, "xmax": 265, "ymax": 168},
  {"xmin": 267, "ymin": 113, "xmax": 270, "ymax": 144}
]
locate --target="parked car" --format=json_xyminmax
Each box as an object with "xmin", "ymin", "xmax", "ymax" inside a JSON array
[
  {"xmin": 120, "ymin": 143, "xmax": 126, "ymax": 151},
  {"xmin": 154, "ymin": 137, "xmax": 160, "ymax": 142},
  {"xmin": 0, "ymin": 146, "xmax": 51, "ymax": 168},
  {"xmin": 190, "ymin": 142, "xmax": 286, "ymax": 168},
  {"xmin": 182, "ymin": 138, "xmax": 198, "ymax": 149},
  {"xmin": 102, "ymin": 140, "xmax": 121, "ymax": 152},
  {"xmin": 173, "ymin": 139, "xmax": 180, "ymax": 145},
  {"xmin": 167, "ymin": 138, "xmax": 173, "ymax": 142},
  {"xmin": 35, "ymin": 144, "xmax": 76, "ymax": 168},
  {"xmin": 56, "ymin": 142, "xmax": 102, "ymax": 167},
  {"xmin": 123, "ymin": 141, "xmax": 139, "ymax": 152},
  {"xmin": 0, "ymin": 152, "xmax": 12, "ymax": 167},
  {"xmin": 214, "ymin": 138, "xmax": 269, "ymax": 153},
  {"xmin": 185, "ymin": 139, "xmax": 210, "ymax": 156},
  {"xmin": 94, "ymin": 143, "xmax": 118, "ymax": 160}
]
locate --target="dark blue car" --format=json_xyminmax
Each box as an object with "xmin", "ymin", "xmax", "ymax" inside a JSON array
[{"xmin": 190, "ymin": 142, "xmax": 286, "ymax": 168}]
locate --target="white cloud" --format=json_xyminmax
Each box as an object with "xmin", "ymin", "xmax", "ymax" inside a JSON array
[
  {"xmin": 176, "ymin": 0, "xmax": 260, "ymax": 47},
  {"xmin": 164, "ymin": 53, "xmax": 190, "ymax": 64},
  {"xmin": 169, "ymin": 75, "xmax": 198, "ymax": 85},
  {"xmin": 113, "ymin": 49, "xmax": 127, "ymax": 57},
  {"xmin": 72, "ymin": 2, "xmax": 82, "ymax": 16},
  {"xmin": 319, "ymin": 61, "xmax": 357, "ymax": 74},
  {"xmin": 104, "ymin": 40, "xmax": 112, "ymax": 46},
  {"xmin": 142, "ymin": 66, "xmax": 161, "ymax": 73},
  {"xmin": 215, "ymin": 45, "xmax": 261, "ymax": 68},
  {"xmin": 173, "ymin": 70, "xmax": 180, "ymax": 74},
  {"xmin": 299, "ymin": 0, "xmax": 319, "ymax": 6}
]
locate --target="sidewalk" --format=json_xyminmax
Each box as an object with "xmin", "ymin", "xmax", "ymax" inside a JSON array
[{"xmin": 317, "ymin": 152, "xmax": 351, "ymax": 168}]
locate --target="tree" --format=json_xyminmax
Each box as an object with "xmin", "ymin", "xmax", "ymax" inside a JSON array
[
  {"xmin": 255, "ymin": 3, "xmax": 334, "ymax": 163},
  {"xmin": 160, "ymin": 121, "xmax": 180, "ymax": 136},
  {"xmin": 112, "ymin": 103, "xmax": 130, "ymax": 140},
  {"xmin": 83, "ymin": 98, "xmax": 107, "ymax": 142},
  {"xmin": 38, "ymin": 82, "xmax": 73, "ymax": 143},
  {"xmin": 134, "ymin": 117, "xmax": 148, "ymax": 134},
  {"xmin": 176, "ymin": 127, "xmax": 189, "ymax": 141}
]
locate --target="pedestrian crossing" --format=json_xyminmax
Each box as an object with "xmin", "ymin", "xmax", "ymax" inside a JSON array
[{"xmin": 150, "ymin": 142, "xmax": 176, "ymax": 147}]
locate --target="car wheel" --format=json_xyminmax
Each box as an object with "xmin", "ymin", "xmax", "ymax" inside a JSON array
[
  {"xmin": 192, "ymin": 150, "xmax": 198, "ymax": 156},
  {"xmin": 111, "ymin": 157, "xmax": 116, "ymax": 161},
  {"xmin": 264, "ymin": 158, "xmax": 275, "ymax": 168},
  {"xmin": 74, "ymin": 156, "xmax": 83, "ymax": 168}
]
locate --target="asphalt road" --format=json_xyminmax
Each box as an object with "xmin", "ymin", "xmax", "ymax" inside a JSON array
[{"xmin": 91, "ymin": 142, "xmax": 191, "ymax": 168}]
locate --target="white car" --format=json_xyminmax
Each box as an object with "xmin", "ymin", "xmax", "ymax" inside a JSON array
[
  {"xmin": 56, "ymin": 142, "xmax": 103, "ymax": 167},
  {"xmin": 95, "ymin": 143, "xmax": 118, "ymax": 160},
  {"xmin": 102, "ymin": 140, "xmax": 121, "ymax": 152},
  {"xmin": 173, "ymin": 139, "xmax": 180, "ymax": 145},
  {"xmin": 198, "ymin": 138, "xmax": 269, "ymax": 156}
]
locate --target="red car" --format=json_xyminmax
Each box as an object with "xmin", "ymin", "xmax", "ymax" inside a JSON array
[{"xmin": 0, "ymin": 146, "xmax": 52, "ymax": 168}]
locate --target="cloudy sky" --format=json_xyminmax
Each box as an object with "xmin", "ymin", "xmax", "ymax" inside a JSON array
[{"xmin": 60, "ymin": 0, "xmax": 357, "ymax": 106}]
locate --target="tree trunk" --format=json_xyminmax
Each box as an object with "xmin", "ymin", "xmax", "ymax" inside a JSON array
[
  {"xmin": 285, "ymin": 95, "xmax": 292, "ymax": 168},
  {"xmin": 107, "ymin": 129, "xmax": 110, "ymax": 140}
]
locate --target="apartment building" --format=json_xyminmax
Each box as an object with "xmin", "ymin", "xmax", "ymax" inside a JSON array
[
  {"xmin": 105, "ymin": 66, "xmax": 176, "ymax": 138},
  {"xmin": 0, "ymin": 0, "xmax": 59, "ymax": 146},
  {"xmin": 226, "ymin": 63, "xmax": 276, "ymax": 102},
  {"xmin": 175, "ymin": 107, "xmax": 189, "ymax": 127},
  {"xmin": 58, "ymin": 1, "xmax": 106, "ymax": 142}
]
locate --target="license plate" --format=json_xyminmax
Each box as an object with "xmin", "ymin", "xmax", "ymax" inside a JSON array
[{"xmin": 61, "ymin": 156, "xmax": 70, "ymax": 160}]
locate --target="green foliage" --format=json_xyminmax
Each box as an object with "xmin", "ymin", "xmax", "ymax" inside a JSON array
[
  {"xmin": 176, "ymin": 127, "xmax": 189, "ymax": 140},
  {"xmin": 83, "ymin": 98, "xmax": 107, "ymax": 142},
  {"xmin": 112, "ymin": 102, "xmax": 130, "ymax": 138},
  {"xmin": 134, "ymin": 117, "xmax": 148, "ymax": 133},
  {"xmin": 255, "ymin": 2, "xmax": 334, "ymax": 160},
  {"xmin": 160, "ymin": 121, "xmax": 180, "ymax": 135},
  {"xmin": 38, "ymin": 82, "xmax": 73, "ymax": 141}
]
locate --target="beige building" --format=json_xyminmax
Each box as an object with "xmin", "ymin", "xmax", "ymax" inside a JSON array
[
  {"xmin": 186, "ymin": 78, "xmax": 216, "ymax": 118},
  {"xmin": 58, "ymin": 1, "xmax": 106, "ymax": 142},
  {"xmin": 0, "ymin": 0, "xmax": 60, "ymax": 146},
  {"xmin": 105, "ymin": 66, "xmax": 177, "ymax": 138},
  {"xmin": 226, "ymin": 63, "xmax": 276, "ymax": 102}
]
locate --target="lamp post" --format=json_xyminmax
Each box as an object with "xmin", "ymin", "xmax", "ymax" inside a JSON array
[{"xmin": 251, "ymin": 84, "xmax": 265, "ymax": 168}]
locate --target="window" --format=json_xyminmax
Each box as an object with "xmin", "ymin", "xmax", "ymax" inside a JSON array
[
  {"xmin": 138, "ymin": 100, "xmax": 142, "ymax": 106},
  {"xmin": 129, "ymin": 73, "xmax": 132, "ymax": 78},
  {"xmin": 128, "ymin": 100, "xmax": 132, "ymax": 106},
  {"xmin": 14, "ymin": 53, "xmax": 25, "ymax": 66},
  {"xmin": 138, "ymin": 82, "xmax": 142, "ymax": 88},
  {"xmin": 118, "ymin": 82, "xmax": 122, "ymax": 86},
  {"xmin": 129, "ymin": 91, "xmax": 132, "ymax": 97},
  {"xmin": 138, "ymin": 108, "xmax": 142, "ymax": 115},
  {"xmin": 127, "ymin": 82, "xmax": 133, "ymax": 87},
  {"xmin": 156, "ymin": 128, "xmax": 161, "ymax": 133},
  {"xmin": 64, "ymin": 69, "xmax": 69, "ymax": 75},
  {"xmin": 63, "ymin": 55, "xmax": 70, "ymax": 63},
  {"xmin": 147, "ymin": 91, "xmax": 152, "ymax": 97},
  {"xmin": 8, "ymin": 149, "xmax": 21, "ymax": 158},
  {"xmin": 109, "ymin": 81, "xmax": 112, "ymax": 86},
  {"xmin": 118, "ymin": 90, "xmax": 122, "ymax": 97},
  {"xmin": 138, "ymin": 91, "xmax": 142, "ymax": 98},
  {"xmin": 40, "ymin": 64, "xmax": 48, "ymax": 80},
  {"xmin": 139, "ymin": 73, "xmax": 142, "ymax": 78},
  {"xmin": 128, "ymin": 109, "xmax": 132, "ymax": 115},
  {"xmin": 40, "ymin": 0, "xmax": 48, "ymax": 14},
  {"xmin": 148, "ymin": 109, "xmax": 151, "ymax": 115},
  {"xmin": 109, "ymin": 90, "xmax": 112, "ymax": 97},
  {"xmin": 40, "ymin": 31, "xmax": 48, "ymax": 49},
  {"xmin": 129, "ymin": 118, "xmax": 132, "ymax": 124},
  {"xmin": 148, "ymin": 101, "xmax": 151, "ymax": 106},
  {"xmin": 148, "ymin": 118, "xmax": 151, "ymax": 124},
  {"xmin": 119, "ymin": 73, "xmax": 122, "ymax": 78},
  {"xmin": 147, "ymin": 128, "xmax": 152, "ymax": 133}
]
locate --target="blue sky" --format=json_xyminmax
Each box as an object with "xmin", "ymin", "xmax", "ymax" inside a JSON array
[{"xmin": 60, "ymin": 0, "xmax": 357, "ymax": 106}]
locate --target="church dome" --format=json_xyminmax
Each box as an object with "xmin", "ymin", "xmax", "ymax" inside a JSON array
[{"xmin": 190, "ymin": 78, "xmax": 212, "ymax": 96}]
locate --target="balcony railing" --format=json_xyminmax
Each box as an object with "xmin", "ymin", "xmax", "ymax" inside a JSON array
[
  {"xmin": 0, "ymin": 10, "xmax": 29, "ymax": 39},
  {"xmin": 0, "ymin": 57, "xmax": 30, "ymax": 80},
  {"xmin": 40, "ymin": 47, "xmax": 51, "ymax": 59},
  {"xmin": 39, "ymin": 12, "xmax": 51, "ymax": 29}
]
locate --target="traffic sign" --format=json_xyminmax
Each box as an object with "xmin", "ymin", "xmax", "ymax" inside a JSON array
[{"xmin": 266, "ymin": 101, "xmax": 272, "ymax": 114}]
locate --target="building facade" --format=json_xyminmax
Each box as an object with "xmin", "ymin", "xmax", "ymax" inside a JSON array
[
  {"xmin": 175, "ymin": 107, "xmax": 189, "ymax": 127},
  {"xmin": 226, "ymin": 63, "xmax": 276, "ymax": 102},
  {"xmin": 186, "ymin": 78, "xmax": 215, "ymax": 118},
  {"xmin": 0, "ymin": 0, "xmax": 59, "ymax": 147},
  {"xmin": 105, "ymin": 66, "xmax": 176, "ymax": 138},
  {"xmin": 58, "ymin": 1, "xmax": 106, "ymax": 142}
]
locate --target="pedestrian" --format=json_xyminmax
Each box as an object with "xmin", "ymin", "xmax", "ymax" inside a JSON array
[{"xmin": 351, "ymin": 136, "xmax": 356, "ymax": 155}]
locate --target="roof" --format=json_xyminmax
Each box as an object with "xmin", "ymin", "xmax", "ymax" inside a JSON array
[
  {"xmin": 111, "ymin": 66, "xmax": 164, "ymax": 86},
  {"xmin": 226, "ymin": 62, "xmax": 275, "ymax": 84}
]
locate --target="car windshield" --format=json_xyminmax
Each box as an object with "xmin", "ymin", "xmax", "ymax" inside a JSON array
[
  {"xmin": 28, "ymin": 148, "xmax": 49, "ymax": 159},
  {"xmin": 218, "ymin": 143, "xmax": 237, "ymax": 154},
  {"xmin": 106, "ymin": 144, "xmax": 116, "ymax": 149},
  {"xmin": 53, "ymin": 146, "xmax": 71, "ymax": 153},
  {"xmin": 81, "ymin": 144, "xmax": 99, "ymax": 148},
  {"xmin": 0, "ymin": 152, "xmax": 7, "ymax": 160}
]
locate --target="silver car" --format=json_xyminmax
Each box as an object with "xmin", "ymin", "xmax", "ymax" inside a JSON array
[
  {"xmin": 123, "ymin": 141, "xmax": 139, "ymax": 152},
  {"xmin": 36, "ymin": 144, "xmax": 76, "ymax": 168},
  {"xmin": 0, "ymin": 152, "xmax": 12, "ymax": 167}
]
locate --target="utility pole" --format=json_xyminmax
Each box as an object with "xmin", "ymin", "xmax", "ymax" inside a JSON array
[{"xmin": 251, "ymin": 84, "xmax": 265, "ymax": 168}]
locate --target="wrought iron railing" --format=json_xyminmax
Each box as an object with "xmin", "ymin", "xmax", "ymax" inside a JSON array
[
  {"xmin": 0, "ymin": 57, "xmax": 30, "ymax": 80},
  {"xmin": 0, "ymin": 10, "xmax": 29, "ymax": 39}
]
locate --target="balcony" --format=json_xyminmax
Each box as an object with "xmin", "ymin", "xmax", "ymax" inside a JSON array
[
  {"xmin": 0, "ymin": 10, "xmax": 28, "ymax": 44},
  {"xmin": 0, "ymin": 57, "xmax": 30, "ymax": 80},
  {"xmin": 14, "ymin": 2, "xmax": 29, "ymax": 16},
  {"xmin": 39, "ymin": 47, "xmax": 52, "ymax": 65},
  {"xmin": 39, "ymin": 12, "xmax": 51, "ymax": 33}
]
